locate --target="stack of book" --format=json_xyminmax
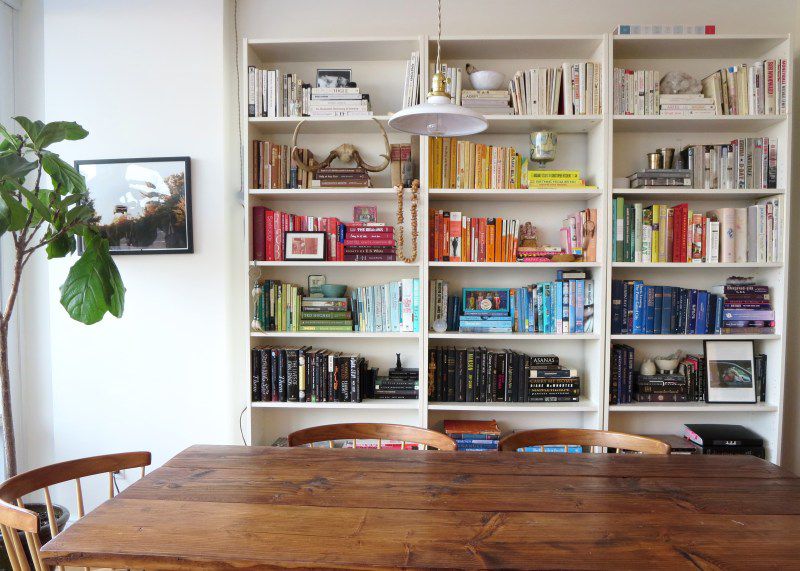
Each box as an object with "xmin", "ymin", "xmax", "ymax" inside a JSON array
[
  {"xmin": 312, "ymin": 166, "xmax": 372, "ymax": 188},
  {"xmin": 459, "ymin": 288, "xmax": 513, "ymax": 333},
  {"xmin": 429, "ymin": 350, "xmax": 573, "ymax": 403},
  {"xmin": 461, "ymin": 89, "xmax": 513, "ymax": 115},
  {"xmin": 428, "ymin": 138, "xmax": 527, "ymax": 189},
  {"xmin": 719, "ymin": 283, "xmax": 775, "ymax": 334},
  {"xmin": 627, "ymin": 169, "xmax": 691, "ymax": 189},
  {"xmin": 611, "ymin": 280, "xmax": 725, "ymax": 335},
  {"xmin": 371, "ymin": 355, "xmax": 418, "ymax": 400},
  {"xmin": 701, "ymin": 60, "xmax": 788, "ymax": 116},
  {"xmin": 254, "ymin": 279, "xmax": 302, "ymax": 331},
  {"xmin": 634, "ymin": 374, "xmax": 689, "ymax": 403},
  {"xmin": 429, "ymin": 211, "xmax": 520, "ymax": 262},
  {"xmin": 528, "ymin": 170, "xmax": 597, "ymax": 189},
  {"xmin": 300, "ymin": 297, "xmax": 353, "ymax": 332},
  {"xmin": 251, "ymin": 207, "xmax": 340, "ymax": 261},
  {"xmin": 509, "ymin": 63, "xmax": 602, "ymax": 115},
  {"xmin": 400, "ymin": 51, "xmax": 421, "ymax": 109},
  {"xmin": 529, "ymin": 366, "xmax": 581, "ymax": 402},
  {"xmin": 684, "ymin": 424, "xmax": 765, "ymax": 458},
  {"xmin": 250, "ymin": 347, "xmax": 371, "ymax": 403},
  {"xmin": 350, "ymin": 279, "xmax": 420, "ymax": 333},
  {"xmin": 341, "ymin": 222, "xmax": 396, "ymax": 261},
  {"xmin": 440, "ymin": 63, "xmax": 462, "ymax": 105},
  {"xmin": 251, "ymin": 140, "xmax": 313, "ymax": 189},
  {"xmin": 659, "ymin": 93, "xmax": 716, "ymax": 116},
  {"xmin": 247, "ymin": 68, "xmax": 306, "ymax": 117},
  {"xmin": 613, "ymin": 68, "xmax": 660, "ymax": 115},
  {"xmin": 611, "ymin": 197, "xmax": 784, "ymax": 264},
  {"xmin": 680, "ymin": 138, "xmax": 777, "ymax": 189},
  {"xmin": 444, "ymin": 420, "xmax": 501, "ymax": 452},
  {"xmin": 308, "ymin": 87, "xmax": 371, "ymax": 117}
]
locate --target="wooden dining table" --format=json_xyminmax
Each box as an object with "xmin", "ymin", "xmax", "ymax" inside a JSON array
[{"xmin": 40, "ymin": 444, "xmax": 800, "ymax": 569}]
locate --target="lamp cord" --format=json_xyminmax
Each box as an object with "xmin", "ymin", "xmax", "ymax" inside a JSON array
[{"xmin": 435, "ymin": 0, "xmax": 442, "ymax": 72}]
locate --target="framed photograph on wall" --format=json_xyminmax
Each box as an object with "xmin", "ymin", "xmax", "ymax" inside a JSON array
[
  {"xmin": 74, "ymin": 157, "xmax": 193, "ymax": 255},
  {"xmin": 284, "ymin": 232, "xmax": 326, "ymax": 260},
  {"xmin": 703, "ymin": 340, "xmax": 757, "ymax": 403}
]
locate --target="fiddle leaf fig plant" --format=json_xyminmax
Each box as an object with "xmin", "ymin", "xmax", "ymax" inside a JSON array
[{"xmin": 0, "ymin": 117, "xmax": 126, "ymax": 475}]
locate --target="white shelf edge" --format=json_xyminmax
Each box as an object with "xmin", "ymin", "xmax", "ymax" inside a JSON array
[
  {"xmin": 609, "ymin": 403, "xmax": 778, "ymax": 413},
  {"xmin": 428, "ymin": 399, "xmax": 598, "ymax": 413},
  {"xmin": 251, "ymin": 399, "xmax": 419, "ymax": 410},
  {"xmin": 610, "ymin": 334, "xmax": 780, "ymax": 341},
  {"xmin": 612, "ymin": 114, "xmax": 788, "ymax": 121},
  {"xmin": 251, "ymin": 331, "xmax": 419, "ymax": 339},
  {"xmin": 429, "ymin": 332, "xmax": 599, "ymax": 340},
  {"xmin": 612, "ymin": 262, "xmax": 782, "ymax": 268},
  {"xmin": 611, "ymin": 188, "xmax": 785, "ymax": 196},
  {"xmin": 429, "ymin": 261, "xmax": 602, "ymax": 268},
  {"xmin": 250, "ymin": 261, "xmax": 418, "ymax": 267}
]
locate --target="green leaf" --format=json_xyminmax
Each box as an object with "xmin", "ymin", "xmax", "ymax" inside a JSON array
[
  {"xmin": 59, "ymin": 235, "xmax": 125, "ymax": 324},
  {"xmin": 0, "ymin": 124, "xmax": 22, "ymax": 154},
  {"xmin": 13, "ymin": 117, "xmax": 44, "ymax": 142},
  {"xmin": 33, "ymin": 121, "xmax": 88, "ymax": 150},
  {"xmin": 7, "ymin": 180, "xmax": 50, "ymax": 222},
  {"xmin": 0, "ymin": 196, "xmax": 10, "ymax": 236},
  {"xmin": 45, "ymin": 233, "xmax": 75, "ymax": 259},
  {"xmin": 0, "ymin": 154, "xmax": 36, "ymax": 181},
  {"xmin": 41, "ymin": 151, "xmax": 86, "ymax": 195},
  {"xmin": 0, "ymin": 185, "xmax": 30, "ymax": 231}
]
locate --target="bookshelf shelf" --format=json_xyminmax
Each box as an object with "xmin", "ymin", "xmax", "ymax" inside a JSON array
[
  {"xmin": 429, "ymin": 332, "xmax": 599, "ymax": 340},
  {"xmin": 252, "ymin": 399, "xmax": 420, "ymax": 410},
  {"xmin": 612, "ymin": 188, "xmax": 785, "ymax": 201},
  {"xmin": 609, "ymin": 334, "xmax": 781, "ymax": 341},
  {"xmin": 612, "ymin": 114, "xmax": 787, "ymax": 133},
  {"xmin": 240, "ymin": 33, "xmax": 790, "ymax": 464},
  {"xmin": 428, "ymin": 399, "xmax": 598, "ymax": 413},
  {"xmin": 430, "ymin": 188, "xmax": 603, "ymax": 201},
  {"xmin": 608, "ymin": 402, "xmax": 778, "ymax": 413}
]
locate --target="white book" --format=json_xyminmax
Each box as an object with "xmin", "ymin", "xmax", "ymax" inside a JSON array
[
  {"xmin": 707, "ymin": 220, "xmax": 720, "ymax": 263},
  {"xmin": 562, "ymin": 63, "xmax": 573, "ymax": 116},
  {"xmin": 641, "ymin": 224, "xmax": 652, "ymax": 262},
  {"xmin": 757, "ymin": 204, "xmax": 767, "ymax": 263},
  {"xmin": 746, "ymin": 205, "xmax": 759, "ymax": 262},
  {"xmin": 734, "ymin": 207, "xmax": 748, "ymax": 263},
  {"xmin": 633, "ymin": 203, "xmax": 643, "ymax": 263},
  {"xmin": 578, "ymin": 63, "xmax": 586, "ymax": 115},
  {"xmin": 712, "ymin": 208, "xmax": 736, "ymax": 263},
  {"xmin": 401, "ymin": 59, "xmax": 411, "ymax": 109},
  {"xmin": 247, "ymin": 66, "xmax": 256, "ymax": 117}
]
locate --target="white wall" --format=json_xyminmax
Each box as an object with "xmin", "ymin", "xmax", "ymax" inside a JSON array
[{"xmin": 13, "ymin": 0, "xmax": 800, "ymax": 509}]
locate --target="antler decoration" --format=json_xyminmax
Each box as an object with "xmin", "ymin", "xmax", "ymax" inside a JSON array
[{"xmin": 291, "ymin": 118, "xmax": 390, "ymax": 173}]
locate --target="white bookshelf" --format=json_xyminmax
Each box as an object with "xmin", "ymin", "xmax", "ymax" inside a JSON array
[{"xmin": 241, "ymin": 33, "xmax": 790, "ymax": 464}]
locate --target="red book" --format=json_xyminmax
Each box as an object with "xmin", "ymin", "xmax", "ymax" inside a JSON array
[
  {"xmin": 342, "ymin": 238, "xmax": 395, "ymax": 247},
  {"xmin": 252, "ymin": 206, "xmax": 266, "ymax": 260},
  {"xmin": 346, "ymin": 232, "xmax": 393, "ymax": 240},
  {"xmin": 264, "ymin": 209, "xmax": 275, "ymax": 261},
  {"xmin": 428, "ymin": 209, "xmax": 435, "ymax": 261},
  {"xmin": 434, "ymin": 211, "xmax": 443, "ymax": 261},
  {"xmin": 344, "ymin": 226, "xmax": 393, "ymax": 234},
  {"xmin": 343, "ymin": 254, "xmax": 397, "ymax": 261},
  {"xmin": 442, "ymin": 212, "xmax": 450, "ymax": 261}
]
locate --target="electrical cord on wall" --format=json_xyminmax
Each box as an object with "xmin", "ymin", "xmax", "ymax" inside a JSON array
[{"xmin": 239, "ymin": 406, "xmax": 249, "ymax": 445}]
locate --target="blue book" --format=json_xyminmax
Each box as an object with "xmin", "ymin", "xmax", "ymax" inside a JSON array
[
  {"xmin": 688, "ymin": 290, "xmax": 698, "ymax": 334},
  {"xmin": 522, "ymin": 445, "xmax": 583, "ymax": 453},
  {"xmin": 644, "ymin": 286, "xmax": 656, "ymax": 334},
  {"xmin": 562, "ymin": 282, "xmax": 570, "ymax": 333},
  {"xmin": 568, "ymin": 281, "xmax": 576, "ymax": 333},
  {"xmin": 509, "ymin": 289, "xmax": 517, "ymax": 331},
  {"xmin": 695, "ymin": 291, "xmax": 709, "ymax": 335},
  {"xmin": 611, "ymin": 280, "xmax": 624, "ymax": 334},
  {"xmin": 542, "ymin": 283, "xmax": 553, "ymax": 333},
  {"xmin": 632, "ymin": 281, "xmax": 645, "ymax": 334},
  {"xmin": 653, "ymin": 286, "xmax": 663, "ymax": 334},
  {"xmin": 575, "ymin": 280, "xmax": 585, "ymax": 333},
  {"xmin": 554, "ymin": 281, "xmax": 563, "ymax": 333},
  {"xmin": 714, "ymin": 295, "xmax": 724, "ymax": 333},
  {"xmin": 537, "ymin": 282, "xmax": 545, "ymax": 333},
  {"xmin": 412, "ymin": 279, "xmax": 420, "ymax": 332}
]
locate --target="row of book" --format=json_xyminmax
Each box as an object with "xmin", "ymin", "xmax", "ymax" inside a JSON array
[
  {"xmin": 400, "ymin": 52, "xmax": 421, "ymax": 109},
  {"xmin": 251, "ymin": 141, "xmax": 311, "ymax": 189},
  {"xmin": 306, "ymin": 86, "xmax": 372, "ymax": 117},
  {"xmin": 250, "ymin": 346, "xmax": 370, "ymax": 403},
  {"xmin": 428, "ymin": 138, "xmax": 527, "ymax": 189},
  {"xmin": 440, "ymin": 63, "xmax": 463, "ymax": 106},
  {"xmin": 611, "ymin": 197, "xmax": 783, "ymax": 264},
  {"xmin": 252, "ymin": 279, "xmax": 420, "ymax": 332},
  {"xmin": 247, "ymin": 68, "xmax": 304, "ymax": 118},
  {"xmin": 428, "ymin": 349, "xmax": 580, "ymax": 403},
  {"xmin": 701, "ymin": 60, "xmax": 789, "ymax": 116},
  {"xmin": 444, "ymin": 420, "xmax": 500, "ymax": 452},
  {"xmin": 686, "ymin": 139, "xmax": 777, "ymax": 190},
  {"xmin": 508, "ymin": 62, "xmax": 602, "ymax": 116},
  {"xmin": 429, "ymin": 211, "xmax": 519, "ymax": 262},
  {"xmin": 610, "ymin": 281, "xmax": 775, "ymax": 335},
  {"xmin": 612, "ymin": 68, "xmax": 661, "ymax": 115}
]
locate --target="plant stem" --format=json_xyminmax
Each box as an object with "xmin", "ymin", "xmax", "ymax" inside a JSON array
[{"xmin": 0, "ymin": 320, "xmax": 17, "ymax": 476}]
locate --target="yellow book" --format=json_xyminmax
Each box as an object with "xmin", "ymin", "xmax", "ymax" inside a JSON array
[
  {"xmin": 468, "ymin": 142, "xmax": 476, "ymax": 189},
  {"xmin": 428, "ymin": 138, "xmax": 436, "ymax": 187},
  {"xmin": 474, "ymin": 143, "xmax": 483, "ymax": 189},
  {"xmin": 651, "ymin": 204, "xmax": 660, "ymax": 262},
  {"xmin": 435, "ymin": 138, "xmax": 443, "ymax": 188},
  {"xmin": 441, "ymin": 138, "xmax": 451, "ymax": 188},
  {"xmin": 528, "ymin": 170, "xmax": 581, "ymax": 180},
  {"xmin": 456, "ymin": 141, "xmax": 465, "ymax": 189},
  {"xmin": 449, "ymin": 138, "xmax": 457, "ymax": 188}
]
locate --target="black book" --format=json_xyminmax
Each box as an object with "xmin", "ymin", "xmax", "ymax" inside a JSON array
[
  {"xmin": 436, "ymin": 346, "xmax": 445, "ymax": 402},
  {"xmin": 610, "ymin": 280, "xmax": 623, "ymax": 334},
  {"xmin": 251, "ymin": 349, "xmax": 262, "ymax": 401},
  {"xmin": 447, "ymin": 347, "xmax": 457, "ymax": 402},
  {"xmin": 276, "ymin": 349, "xmax": 287, "ymax": 402},
  {"xmin": 465, "ymin": 349, "xmax": 475, "ymax": 402},
  {"xmin": 479, "ymin": 348, "xmax": 488, "ymax": 402},
  {"xmin": 269, "ymin": 348, "xmax": 279, "ymax": 402},
  {"xmin": 286, "ymin": 349, "xmax": 299, "ymax": 402},
  {"xmin": 684, "ymin": 424, "xmax": 763, "ymax": 448},
  {"xmin": 529, "ymin": 354, "xmax": 559, "ymax": 367}
]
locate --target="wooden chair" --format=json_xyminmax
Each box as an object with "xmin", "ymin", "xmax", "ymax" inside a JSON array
[
  {"xmin": 288, "ymin": 423, "xmax": 457, "ymax": 451},
  {"xmin": 498, "ymin": 429, "xmax": 671, "ymax": 454},
  {"xmin": 0, "ymin": 451, "xmax": 151, "ymax": 571}
]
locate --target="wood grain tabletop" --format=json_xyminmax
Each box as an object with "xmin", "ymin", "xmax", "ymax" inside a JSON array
[{"xmin": 40, "ymin": 444, "xmax": 800, "ymax": 570}]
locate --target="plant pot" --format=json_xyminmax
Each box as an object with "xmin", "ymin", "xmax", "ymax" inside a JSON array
[{"xmin": 0, "ymin": 503, "xmax": 69, "ymax": 568}]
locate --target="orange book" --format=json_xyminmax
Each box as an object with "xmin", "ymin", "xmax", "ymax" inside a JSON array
[
  {"xmin": 462, "ymin": 216, "xmax": 469, "ymax": 262},
  {"xmin": 486, "ymin": 220, "xmax": 496, "ymax": 262},
  {"xmin": 433, "ymin": 210, "xmax": 441, "ymax": 261},
  {"xmin": 478, "ymin": 218, "xmax": 487, "ymax": 262},
  {"xmin": 494, "ymin": 217, "xmax": 503, "ymax": 261}
]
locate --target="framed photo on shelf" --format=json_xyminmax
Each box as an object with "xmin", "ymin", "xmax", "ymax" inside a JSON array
[
  {"xmin": 284, "ymin": 231, "xmax": 326, "ymax": 261},
  {"xmin": 316, "ymin": 68, "xmax": 351, "ymax": 88},
  {"xmin": 703, "ymin": 340, "xmax": 757, "ymax": 403},
  {"xmin": 353, "ymin": 205, "xmax": 377, "ymax": 223},
  {"xmin": 74, "ymin": 156, "xmax": 193, "ymax": 255},
  {"xmin": 462, "ymin": 288, "xmax": 510, "ymax": 315}
]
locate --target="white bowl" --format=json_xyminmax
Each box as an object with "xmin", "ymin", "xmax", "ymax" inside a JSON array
[{"xmin": 469, "ymin": 70, "xmax": 505, "ymax": 91}]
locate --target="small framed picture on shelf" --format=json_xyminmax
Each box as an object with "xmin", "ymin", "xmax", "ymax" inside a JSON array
[
  {"xmin": 462, "ymin": 288, "xmax": 510, "ymax": 315},
  {"xmin": 284, "ymin": 232, "xmax": 326, "ymax": 261},
  {"xmin": 307, "ymin": 274, "xmax": 326, "ymax": 297},
  {"xmin": 703, "ymin": 340, "xmax": 757, "ymax": 403},
  {"xmin": 353, "ymin": 205, "xmax": 377, "ymax": 223},
  {"xmin": 316, "ymin": 68, "xmax": 351, "ymax": 88}
]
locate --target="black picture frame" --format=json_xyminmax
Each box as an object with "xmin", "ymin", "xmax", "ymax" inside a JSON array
[
  {"xmin": 284, "ymin": 231, "xmax": 327, "ymax": 261},
  {"xmin": 74, "ymin": 156, "xmax": 193, "ymax": 255},
  {"xmin": 703, "ymin": 340, "xmax": 757, "ymax": 403},
  {"xmin": 315, "ymin": 68, "xmax": 352, "ymax": 88}
]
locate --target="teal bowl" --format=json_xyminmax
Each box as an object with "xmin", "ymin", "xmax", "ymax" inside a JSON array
[{"xmin": 320, "ymin": 284, "xmax": 347, "ymax": 298}]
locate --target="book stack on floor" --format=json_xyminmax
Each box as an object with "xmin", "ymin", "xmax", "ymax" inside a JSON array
[
  {"xmin": 444, "ymin": 420, "xmax": 500, "ymax": 451},
  {"xmin": 461, "ymin": 89, "xmax": 513, "ymax": 115},
  {"xmin": 300, "ymin": 297, "xmax": 353, "ymax": 332},
  {"xmin": 247, "ymin": 67, "xmax": 306, "ymax": 117},
  {"xmin": 680, "ymin": 138, "xmax": 778, "ymax": 189},
  {"xmin": 658, "ymin": 93, "xmax": 716, "ymax": 116},
  {"xmin": 528, "ymin": 170, "xmax": 598, "ymax": 189},
  {"xmin": 350, "ymin": 279, "xmax": 420, "ymax": 333},
  {"xmin": 509, "ymin": 63, "xmax": 602, "ymax": 115},
  {"xmin": 428, "ymin": 138, "xmax": 527, "ymax": 189},
  {"xmin": 251, "ymin": 140, "xmax": 313, "ymax": 189},
  {"xmin": 611, "ymin": 197, "xmax": 784, "ymax": 263},
  {"xmin": 612, "ymin": 68, "xmax": 660, "ymax": 115},
  {"xmin": 718, "ymin": 283, "xmax": 775, "ymax": 334},
  {"xmin": 312, "ymin": 166, "xmax": 372, "ymax": 188},
  {"xmin": 701, "ymin": 59, "xmax": 788, "ymax": 115},
  {"xmin": 341, "ymin": 222, "xmax": 396, "ymax": 261},
  {"xmin": 428, "ymin": 350, "xmax": 579, "ymax": 403},
  {"xmin": 371, "ymin": 354, "xmax": 419, "ymax": 400},
  {"xmin": 611, "ymin": 280, "xmax": 725, "ymax": 335},
  {"xmin": 250, "ymin": 346, "xmax": 370, "ymax": 403},
  {"xmin": 684, "ymin": 424, "xmax": 765, "ymax": 458},
  {"xmin": 308, "ymin": 87, "xmax": 372, "ymax": 117}
]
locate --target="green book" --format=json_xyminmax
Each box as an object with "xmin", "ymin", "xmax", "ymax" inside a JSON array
[
  {"xmin": 298, "ymin": 325, "xmax": 354, "ymax": 331},
  {"xmin": 299, "ymin": 311, "xmax": 352, "ymax": 320},
  {"xmin": 299, "ymin": 320, "xmax": 354, "ymax": 326}
]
